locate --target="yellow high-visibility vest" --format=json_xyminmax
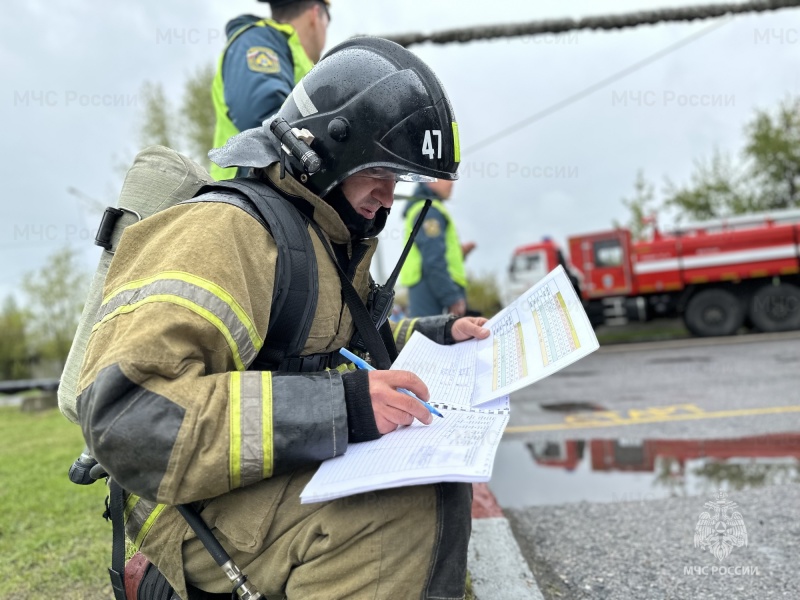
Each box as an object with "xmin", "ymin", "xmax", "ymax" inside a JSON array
[
  {"xmin": 399, "ymin": 200, "xmax": 467, "ymax": 288},
  {"xmin": 210, "ymin": 20, "xmax": 314, "ymax": 180}
]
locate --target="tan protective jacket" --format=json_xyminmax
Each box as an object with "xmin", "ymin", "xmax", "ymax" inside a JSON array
[{"xmin": 76, "ymin": 165, "xmax": 451, "ymax": 597}]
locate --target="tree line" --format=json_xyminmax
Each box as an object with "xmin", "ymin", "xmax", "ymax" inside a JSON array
[
  {"xmin": 0, "ymin": 248, "xmax": 88, "ymax": 380},
  {"xmin": 619, "ymin": 96, "xmax": 800, "ymax": 240}
]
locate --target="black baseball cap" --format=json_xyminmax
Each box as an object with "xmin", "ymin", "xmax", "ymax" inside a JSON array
[
  {"xmin": 257, "ymin": 0, "xmax": 330, "ymax": 5},
  {"xmin": 258, "ymin": 0, "xmax": 330, "ymax": 19}
]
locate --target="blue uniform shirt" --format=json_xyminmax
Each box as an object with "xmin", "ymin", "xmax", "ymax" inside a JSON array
[{"xmin": 222, "ymin": 15, "xmax": 296, "ymax": 132}]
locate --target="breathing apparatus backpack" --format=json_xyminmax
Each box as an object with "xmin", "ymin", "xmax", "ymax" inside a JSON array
[
  {"xmin": 59, "ymin": 146, "xmax": 207, "ymax": 423},
  {"xmin": 60, "ymin": 145, "xmax": 328, "ymax": 600},
  {"xmin": 58, "ymin": 145, "xmax": 327, "ymax": 424}
]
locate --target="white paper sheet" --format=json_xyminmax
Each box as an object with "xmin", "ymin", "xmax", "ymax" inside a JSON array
[
  {"xmin": 392, "ymin": 265, "xmax": 599, "ymax": 408},
  {"xmin": 300, "ymin": 398, "xmax": 509, "ymax": 504},
  {"xmin": 299, "ymin": 266, "xmax": 599, "ymax": 503},
  {"xmin": 473, "ymin": 264, "xmax": 599, "ymax": 404}
]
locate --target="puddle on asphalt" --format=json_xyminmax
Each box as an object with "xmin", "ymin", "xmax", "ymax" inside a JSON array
[
  {"xmin": 490, "ymin": 434, "xmax": 800, "ymax": 509},
  {"xmin": 539, "ymin": 401, "xmax": 605, "ymax": 413}
]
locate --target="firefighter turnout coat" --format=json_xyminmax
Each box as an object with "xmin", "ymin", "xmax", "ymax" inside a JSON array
[{"xmin": 76, "ymin": 164, "xmax": 457, "ymax": 598}]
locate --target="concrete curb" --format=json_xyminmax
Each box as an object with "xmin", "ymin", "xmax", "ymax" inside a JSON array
[{"xmin": 469, "ymin": 484, "xmax": 544, "ymax": 600}]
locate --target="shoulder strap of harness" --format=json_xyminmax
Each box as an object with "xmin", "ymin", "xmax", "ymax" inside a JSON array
[{"xmin": 189, "ymin": 178, "xmax": 318, "ymax": 369}]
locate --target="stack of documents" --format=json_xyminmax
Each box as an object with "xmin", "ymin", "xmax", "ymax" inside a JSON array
[{"xmin": 300, "ymin": 266, "xmax": 599, "ymax": 503}]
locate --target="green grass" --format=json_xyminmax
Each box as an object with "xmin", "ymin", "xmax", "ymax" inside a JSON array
[
  {"xmin": 0, "ymin": 408, "xmax": 479, "ymax": 600},
  {"xmin": 595, "ymin": 318, "xmax": 692, "ymax": 345},
  {"xmin": 0, "ymin": 407, "xmax": 111, "ymax": 600},
  {"xmin": 465, "ymin": 570, "xmax": 476, "ymax": 600}
]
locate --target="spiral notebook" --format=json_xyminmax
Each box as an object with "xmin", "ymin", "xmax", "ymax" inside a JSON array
[{"xmin": 300, "ymin": 266, "xmax": 599, "ymax": 503}]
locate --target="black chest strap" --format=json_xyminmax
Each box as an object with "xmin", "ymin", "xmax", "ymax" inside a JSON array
[
  {"xmin": 189, "ymin": 177, "xmax": 394, "ymax": 371},
  {"xmin": 189, "ymin": 178, "xmax": 318, "ymax": 369}
]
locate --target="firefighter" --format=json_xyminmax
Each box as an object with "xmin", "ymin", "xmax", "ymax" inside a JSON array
[
  {"xmin": 400, "ymin": 179, "xmax": 476, "ymax": 317},
  {"xmin": 211, "ymin": 0, "xmax": 331, "ymax": 180},
  {"xmin": 78, "ymin": 37, "xmax": 487, "ymax": 599}
]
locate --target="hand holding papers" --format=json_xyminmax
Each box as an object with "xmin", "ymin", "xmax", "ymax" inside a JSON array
[{"xmin": 300, "ymin": 266, "xmax": 599, "ymax": 503}]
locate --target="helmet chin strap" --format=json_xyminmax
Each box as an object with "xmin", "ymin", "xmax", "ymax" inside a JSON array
[
  {"xmin": 323, "ymin": 187, "xmax": 432, "ymax": 293},
  {"xmin": 324, "ymin": 186, "xmax": 389, "ymax": 239}
]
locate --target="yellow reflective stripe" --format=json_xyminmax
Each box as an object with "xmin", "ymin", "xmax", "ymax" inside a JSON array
[
  {"xmin": 96, "ymin": 295, "xmax": 248, "ymax": 371},
  {"xmin": 133, "ymin": 503, "xmax": 166, "ymax": 549},
  {"xmin": 229, "ymin": 372, "xmax": 273, "ymax": 487},
  {"xmin": 101, "ymin": 271, "xmax": 260, "ymax": 351},
  {"xmin": 124, "ymin": 494, "xmax": 166, "ymax": 550},
  {"xmin": 262, "ymin": 372, "xmax": 273, "ymax": 479},
  {"xmin": 229, "ymin": 372, "xmax": 243, "ymax": 489},
  {"xmin": 393, "ymin": 319, "xmax": 407, "ymax": 342},
  {"xmin": 240, "ymin": 373, "xmax": 265, "ymax": 485},
  {"xmin": 452, "ymin": 122, "xmax": 460, "ymax": 163},
  {"xmin": 406, "ymin": 318, "xmax": 420, "ymax": 339},
  {"xmin": 392, "ymin": 317, "xmax": 421, "ymax": 346},
  {"xmin": 96, "ymin": 271, "xmax": 263, "ymax": 371},
  {"xmin": 123, "ymin": 492, "xmax": 139, "ymax": 521}
]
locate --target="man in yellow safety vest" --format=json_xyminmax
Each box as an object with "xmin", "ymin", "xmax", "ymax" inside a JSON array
[
  {"xmin": 211, "ymin": 0, "xmax": 331, "ymax": 180},
  {"xmin": 400, "ymin": 180, "xmax": 477, "ymax": 317}
]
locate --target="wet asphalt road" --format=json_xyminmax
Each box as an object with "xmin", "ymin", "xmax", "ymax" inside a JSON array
[{"xmin": 489, "ymin": 331, "xmax": 800, "ymax": 600}]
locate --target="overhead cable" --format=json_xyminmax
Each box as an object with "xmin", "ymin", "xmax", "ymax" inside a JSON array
[
  {"xmin": 462, "ymin": 18, "xmax": 729, "ymax": 154},
  {"xmin": 381, "ymin": 0, "xmax": 800, "ymax": 47}
]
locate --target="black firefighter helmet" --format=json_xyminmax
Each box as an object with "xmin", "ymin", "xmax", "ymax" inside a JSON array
[{"xmin": 209, "ymin": 36, "xmax": 461, "ymax": 197}]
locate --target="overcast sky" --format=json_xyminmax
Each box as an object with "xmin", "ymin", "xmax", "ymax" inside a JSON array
[{"xmin": 3, "ymin": 0, "xmax": 799, "ymax": 301}]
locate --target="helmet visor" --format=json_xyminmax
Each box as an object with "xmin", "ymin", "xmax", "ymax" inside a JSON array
[{"xmin": 353, "ymin": 165, "xmax": 437, "ymax": 183}]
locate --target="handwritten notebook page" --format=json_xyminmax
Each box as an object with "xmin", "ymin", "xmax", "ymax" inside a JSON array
[
  {"xmin": 390, "ymin": 331, "xmax": 478, "ymax": 411},
  {"xmin": 299, "ymin": 396, "xmax": 509, "ymax": 504}
]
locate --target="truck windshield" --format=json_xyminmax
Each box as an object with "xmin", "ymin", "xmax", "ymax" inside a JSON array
[
  {"xmin": 593, "ymin": 239, "xmax": 623, "ymax": 268},
  {"xmin": 510, "ymin": 251, "xmax": 547, "ymax": 281}
]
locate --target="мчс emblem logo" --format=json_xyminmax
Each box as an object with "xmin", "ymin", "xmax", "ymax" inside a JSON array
[
  {"xmin": 246, "ymin": 47, "xmax": 281, "ymax": 74},
  {"xmin": 693, "ymin": 490, "xmax": 748, "ymax": 561}
]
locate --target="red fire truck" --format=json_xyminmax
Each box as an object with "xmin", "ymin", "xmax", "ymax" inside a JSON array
[{"xmin": 505, "ymin": 208, "xmax": 800, "ymax": 336}]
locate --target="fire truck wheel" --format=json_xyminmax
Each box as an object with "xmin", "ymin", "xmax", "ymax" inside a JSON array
[
  {"xmin": 748, "ymin": 282, "xmax": 800, "ymax": 333},
  {"xmin": 683, "ymin": 288, "xmax": 745, "ymax": 337}
]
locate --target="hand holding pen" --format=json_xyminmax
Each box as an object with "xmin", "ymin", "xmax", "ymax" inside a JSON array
[{"xmin": 339, "ymin": 348, "xmax": 443, "ymax": 432}]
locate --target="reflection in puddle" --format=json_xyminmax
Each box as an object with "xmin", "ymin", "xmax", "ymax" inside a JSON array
[
  {"xmin": 490, "ymin": 434, "xmax": 800, "ymax": 509},
  {"xmin": 539, "ymin": 401, "xmax": 605, "ymax": 413}
]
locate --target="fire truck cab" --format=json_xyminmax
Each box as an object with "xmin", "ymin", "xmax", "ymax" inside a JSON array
[
  {"xmin": 505, "ymin": 237, "xmax": 563, "ymax": 305},
  {"xmin": 505, "ymin": 208, "xmax": 800, "ymax": 336}
]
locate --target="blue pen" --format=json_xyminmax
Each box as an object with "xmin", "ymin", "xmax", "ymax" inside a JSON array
[{"xmin": 339, "ymin": 347, "xmax": 444, "ymax": 419}]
